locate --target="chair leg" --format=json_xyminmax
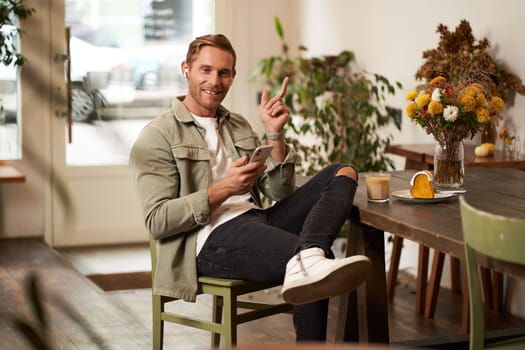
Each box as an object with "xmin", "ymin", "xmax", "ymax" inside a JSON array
[
  {"xmin": 424, "ymin": 250, "xmax": 445, "ymax": 319},
  {"xmin": 211, "ymin": 295, "xmax": 223, "ymax": 348},
  {"xmin": 152, "ymin": 294, "xmax": 164, "ymax": 350},
  {"xmin": 222, "ymin": 289, "xmax": 237, "ymax": 348},
  {"xmin": 387, "ymin": 236, "xmax": 403, "ymax": 301}
]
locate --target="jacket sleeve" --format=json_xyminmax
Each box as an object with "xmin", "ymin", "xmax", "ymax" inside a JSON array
[
  {"xmin": 257, "ymin": 145, "xmax": 298, "ymax": 201},
  {"xmin": 129, "ymin": 124, "xmax": 210, "ymax": 240}
]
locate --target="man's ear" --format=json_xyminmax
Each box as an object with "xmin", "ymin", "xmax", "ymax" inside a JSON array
[{"xmin": 181, "ymin": 62, "xmax": 189, "ymax": 78}]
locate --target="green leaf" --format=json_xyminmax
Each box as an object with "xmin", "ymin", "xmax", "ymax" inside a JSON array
[{"xmin": 274, "ymin": 16, "xmax": 284, "ymax": 41}]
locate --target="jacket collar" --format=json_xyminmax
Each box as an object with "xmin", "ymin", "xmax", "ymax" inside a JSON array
[{"xmin": 171, "ymin": 96, "xmax": 231, "ymax": 124}]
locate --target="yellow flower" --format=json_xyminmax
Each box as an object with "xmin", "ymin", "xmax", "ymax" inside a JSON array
[
  {"xmin": 475, "ymin": 93, "xmax": 487, "ymax": 106},
  {"xmin": 406, "ymin": 103, "xmax": 417, "ymax": 118},
  {"xmin": 428, "ymin": 100, "xmax": 443, "ymax": 115},
  {"xmin": 470, "ymin": 83, "xmax": 484, "ymax": 94},
  {"xmin": 498, "ymin": 127, "xmax": 514, "ymax": 143},
  {"xmin": 406, "ymin": 90, "xmax": 418, "ymax": 101},
  {"xmin": 462, "ymin": 87, "xmax": 476, "ymax": 96},
  {"xmin": 415, "ymin": 93, "xmax": 431, "ymax": 107},
  {"xmin": 488, "ymin": 96, "xmax": 505, "ymax": 113},
  {"xmin": 458, "ymin": 94, "xmax": 476, "ymax": 111},
  {"xmin": 475, "ymin": 108, "xmax": 490, "ymax": 123},
  {"xmin": 429, "ymin": 76, "xmax": 446, "ymax": 85}
]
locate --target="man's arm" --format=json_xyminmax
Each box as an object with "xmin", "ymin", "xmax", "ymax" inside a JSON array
[
  {"xmin": 260, "ymin": 77, "xmax": 290, "ymax": 163},
  {"xmin": 130, "ymin": 125, "xmax": 211, "ymax": 240}
]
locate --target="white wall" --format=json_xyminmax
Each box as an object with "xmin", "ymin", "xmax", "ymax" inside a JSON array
[{"xmin": 297, "ymin": 0, "xmax": 525, "ymax": 148}]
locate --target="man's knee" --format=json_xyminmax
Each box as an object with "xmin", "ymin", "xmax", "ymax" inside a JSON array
[{"xmin": 336, "ymin": 165, "xmax": 358, "ymax": 182}]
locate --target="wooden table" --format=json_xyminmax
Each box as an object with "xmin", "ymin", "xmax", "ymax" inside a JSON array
[
  {"xmin": 385, "ymin": 143, "xmax": 524, "ymax": 318},
  {"xmin": 0, "ymin": 165, "xmax": 26, "ymax": 183},
  {"xmin": 336, "ymin": 168, "xmax": 525, "ymax": 345},
  {"xmin": 386, "ymin": 143, "xmax": 525, "ymax": 170}
]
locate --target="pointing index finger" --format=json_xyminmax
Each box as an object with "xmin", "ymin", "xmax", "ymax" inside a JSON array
[{"xmin": 277, "ymin": 77, "xmax": 289, "ymax": 98}]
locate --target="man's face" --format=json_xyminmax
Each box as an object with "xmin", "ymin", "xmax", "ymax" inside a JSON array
[{"xmin": 184, "ymin": 46, "xmax": 235, "ymax": 117}]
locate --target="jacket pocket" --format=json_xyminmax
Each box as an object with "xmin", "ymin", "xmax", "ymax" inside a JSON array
[
  {"xmin": 172, "ymin": 145, "xmax": 211, "ymax": 161},
  {"xmin": 234, "ymin": 135, "xmax": 259, "ymax": 156}
]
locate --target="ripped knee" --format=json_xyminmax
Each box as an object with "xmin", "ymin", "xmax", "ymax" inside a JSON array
[{"xmin": 336, "ymin": 165, "xmax": 358, "ymax": 182}]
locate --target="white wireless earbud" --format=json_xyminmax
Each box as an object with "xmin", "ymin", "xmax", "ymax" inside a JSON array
[{"xmin": 184, "ymin": 68, "xmax": 189, "ymax": 78}]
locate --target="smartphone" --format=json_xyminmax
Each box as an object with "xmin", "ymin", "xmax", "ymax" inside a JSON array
[{"xmin": 249, "ymin": 145, "xmax": 274, "ymax": 163}]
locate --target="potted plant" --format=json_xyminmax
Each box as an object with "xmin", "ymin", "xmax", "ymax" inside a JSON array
[{"xmin": 252, "ymin": 17, "xmax": 402, "ymax": 175}]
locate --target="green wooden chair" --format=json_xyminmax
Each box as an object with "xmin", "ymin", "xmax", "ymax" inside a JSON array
[
  {"xmin": 460, "ymin": 196, "xmax": 525, "ymax": 350},
  {"xmin": 150, "ymin": 238, "xmax": 293, "ymax": 349}
]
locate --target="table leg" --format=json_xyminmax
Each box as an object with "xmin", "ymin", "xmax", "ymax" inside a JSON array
[
  {"xmin": 462, "ymin": 276, "xmax": 469, "ymax": 333},
  {"xmin": 336, "ymin": 222, "xmax": 389, "ymax": 343},
  {"xmin": 480, "ymin": 267, "xmax": 493, "ymax": 309},
  {"xmin": 493, "ymin": 271, "xmax": 504, "ymax": 312},
  {"xmin": 415, "ymin": 244, "xmax": 429, "ymax": 315},
  {"xmin": 450, "ymin": 257, "xmax": 462, "ymax": 294},
  {"xmin": 387, "ymin": 235, "xmax": 403, "ymax": 301},
  {"xmin": 424, "ymin": 250, "xmax": 445, "ymax": 319}
]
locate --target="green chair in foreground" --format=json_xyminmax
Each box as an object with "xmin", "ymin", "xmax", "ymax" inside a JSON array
[
  {"xmin": 150, "ymin": 238, "xmax": 293, "ymax": 349},
  {"xmin": 460, "ymin": 196, "xmax": 525, "ymax": 350}
]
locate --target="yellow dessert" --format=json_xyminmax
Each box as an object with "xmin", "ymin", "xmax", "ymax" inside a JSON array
[
  {"xmin": 410, "ymin": 170, "xmax": 435, "ymax": 199},
  {"xmin": 474, "ymin": 143, "xmax": 495, "ymax": 157}
]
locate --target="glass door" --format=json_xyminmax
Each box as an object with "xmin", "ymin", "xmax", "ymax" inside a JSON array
[
  {"xmin": 48, "ymin": 0, "xmax": 214, "ymax": 246},
  {"xmin": 66, "ymin": 0, "xmax": 213, "ymax": 166}
]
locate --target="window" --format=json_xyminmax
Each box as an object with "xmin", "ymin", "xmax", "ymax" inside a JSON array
[
  {"xmin": 65, "ymin": 0, "xmax": 214, "ymax": 165},
  {"xmin": 0, "ymin": 21, "xmax": 22, "ymax": 159}
]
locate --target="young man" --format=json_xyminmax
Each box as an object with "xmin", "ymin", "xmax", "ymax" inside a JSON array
[{"xmin": 129, "ymin": 34, "xmax": 371, "ymax": 341}]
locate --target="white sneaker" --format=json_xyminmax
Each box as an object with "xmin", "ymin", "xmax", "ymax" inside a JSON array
[{"xmin": 281, "ymin": 247, "xmax": 372, "ymax": 305}]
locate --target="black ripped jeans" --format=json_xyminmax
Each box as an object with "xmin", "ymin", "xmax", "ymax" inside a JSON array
[{"xmin": 196, "ymin": 164, "xmax": 358, "ymax": 341}]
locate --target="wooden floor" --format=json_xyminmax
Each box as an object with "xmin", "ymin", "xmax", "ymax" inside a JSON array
[{"xmin": 2, "ymin": 238, "xmax": 525, "ymax": 350}]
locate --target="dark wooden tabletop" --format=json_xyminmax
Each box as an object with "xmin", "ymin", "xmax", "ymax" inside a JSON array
[
  {"xmin": 338, "ymin": 167, "xmax": 525, "ymax": 344},
  {"xmin": 352, "ymin": 168, "xmax": 525, "ymax": 259},
  {"xmin": 386, "ymin": 143, "xmax": 525, "ymax": 170}
]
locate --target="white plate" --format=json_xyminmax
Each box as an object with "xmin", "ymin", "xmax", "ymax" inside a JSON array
[{"xmin": 392, "ymin": 189, "xmax": 455, "ymax": 203}]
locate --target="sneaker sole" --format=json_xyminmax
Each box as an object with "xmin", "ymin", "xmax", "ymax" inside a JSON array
[{"xmin": 281, "ymin": 256, "xmax": 372, "ymax": 305}]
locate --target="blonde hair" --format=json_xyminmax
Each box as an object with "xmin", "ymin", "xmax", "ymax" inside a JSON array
[{"xmin": 185, "ymin": 34, "xmax": 236, "ymax": 68}]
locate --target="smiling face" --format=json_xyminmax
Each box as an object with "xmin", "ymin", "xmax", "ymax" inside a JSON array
[{"xmin": 182, "ymin": 46, "xmax": 236, "ymax": 117}]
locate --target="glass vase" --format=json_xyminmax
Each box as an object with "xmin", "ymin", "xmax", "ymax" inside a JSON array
[{"xmin": 433, "ymin": 140, "xmax": 464, "ymax": 189}]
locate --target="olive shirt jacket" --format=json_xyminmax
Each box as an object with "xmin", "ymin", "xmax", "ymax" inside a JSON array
[{"xmin": 129, "ymin": 97, "xmax": 298, "ymax": 302}]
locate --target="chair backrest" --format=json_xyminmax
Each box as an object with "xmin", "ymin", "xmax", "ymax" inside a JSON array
[{"xmin": 459, "ymin": 196, "xmax": 525, "ymax": 350}]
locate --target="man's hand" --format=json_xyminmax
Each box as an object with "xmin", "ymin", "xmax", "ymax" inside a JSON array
[
  {"xmin": 208, "ymin": 156, "xmax": 266, "ymax": 211},
  {"xmin": 260, "ymin": 77, "xmax": 290, "ymax": 132}
]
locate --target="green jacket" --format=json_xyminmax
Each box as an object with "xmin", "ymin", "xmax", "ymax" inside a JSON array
[{"xmin": 129, "ymin": 97, "xmax": 297, "ymax": 301}]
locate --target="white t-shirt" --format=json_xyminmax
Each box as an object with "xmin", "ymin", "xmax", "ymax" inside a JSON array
[{"xmin": 192, "ymin": 115, "xmax": 257, "ymax": 254}]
